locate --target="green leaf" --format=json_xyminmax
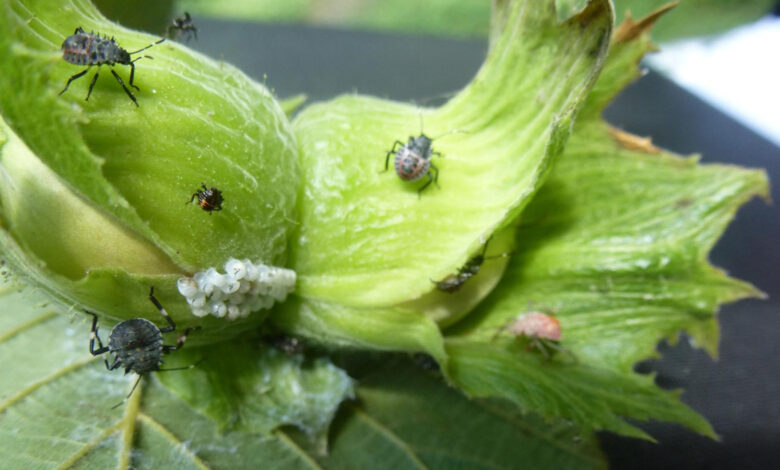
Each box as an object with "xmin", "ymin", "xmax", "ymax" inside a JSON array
[
  {"xmin": 611, "ymin": 0, "xmax": 774, "ymax": 41},
  {"xmin": 289, "ymin": 358, "xmax": 607, "ymax": 469},
  {"xmin": 0, "ymin": 277, "xmax": 607, "ymax": 469},
  {"xmin": 179, "ymin": 0, "xmax": 774, "ymax": 41},
  {"xmin": 439, "ymin": 8, "xmax": 769, "ymax": 438},
  {"xmin": 156, "ymin": 341, "xmax": 355, "ymax": 439},
  {"xmin": 289, "ymin": 0, "xmax": 613, "ymax": 318},
  {"xmin": 444, "ymin": 340, "xmax": 715, "ymax": 440}
]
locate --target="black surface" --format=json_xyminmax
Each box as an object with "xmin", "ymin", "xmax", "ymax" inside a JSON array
[{"xmin": 188, "ymin": 19, "xmax": 780, "ymax": 469}]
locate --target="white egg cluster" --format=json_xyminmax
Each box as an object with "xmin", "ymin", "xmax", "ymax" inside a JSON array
[{"xmin": 177, "ymin": 258, "xmax": 296, "ymax": 320}]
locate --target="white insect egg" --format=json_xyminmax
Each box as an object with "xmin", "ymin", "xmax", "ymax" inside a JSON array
[
  {"xmin": 177, "ymin": 278, "xmax": 198, "ymax": 298},
  {"xmin": 193, "ymin": 271, "xmax": 209, "ymax": 289},
  {"xmin": 209, "ymin": 289, "xmax": 226, "ymax": 303},
  {"xmin": 227, "ymin": 305, "xmax": 241, "ymax": 320},
  {"xmin": 239, "ymin": 304, "xmax": 251, "ymax": 318},
  {"xmin": 225, "ymin": 259, "xmax": 247, "ymax": 280},
  {"xmin": 227, "ymin": 292, "xmax": 244, "ymax": 305},
  {"xmin": 190, "ymin": 293, "xmax": 206, "ymax": 308},
  {"xmin": 222, "ymin": 279, "xmax": 241, "ymax": 294},
  {"xmin": 244, "ymin": 260, "xmax": 258, "ymax": 280},
  {"xmin": 177, "ymin": 258, "xmax": 296, "ymax": 320},
  {"xmin": 206, "ymin": 268, "xmax": 226, "ymax": 287},
  {"xmin": 191, "ymin": 307, "xmax": 209, "ymax": 318},
  {"xmin": 211, "ymin": 302, "xmax": 227, "ymax": 318}
]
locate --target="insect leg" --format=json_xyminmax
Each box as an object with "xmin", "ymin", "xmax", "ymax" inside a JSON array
[
  {"xmin": 86, "ymin": 311, "xmax": 110, "ymax": 356},
  {"xmin": 128, "ymin": 61, "xmax": 139, "ymax": 90},
  {"xmin": 531, "ymin": 337, "xmax": 551, "ymax": 360},
  {"xmin": 383, "ymin": 141, "xmax": 404, "ymax": 172},
  {"xmin": 492, "ymin": 321, "xmax": 509, "ymax": 340},
  {"xmin": 417, "ymin": 166, "xmax": 437, "ymax": 197},
  {"xmin": 84, "ymin": 70, "xmax": 100, "ymax": 101},
  {"xmin": 162, "ymin": 326, "xmax": 201, "ymax": 353},
  {"xmin": 186, "ymin": 192, "xmax": 199, "ymax": 205},
  {"xmin": 59, "ymin": 68, "xmax": 89, "ymax": 96},
  {"xmin": 107, "ymin": 355, "xmax": 122, "ymax": 371},
  {"xmin": 429, "ymin": 162, "xmax": 440, "ymax": 187},
  {"xmin": 110, "ymin": 69, "xmax": 139, "ymax": 107},
  {"xmin": 149, "ymin": 286, "xmax": 175, "ymax": 333},
  {"xmin": 110, "ymin": 375, "xmax": 142, "ymax": 410}
]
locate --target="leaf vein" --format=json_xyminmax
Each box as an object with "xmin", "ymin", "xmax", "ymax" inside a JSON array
[
  {"xmin": 0, "ymin": 310, "xmax": 58, "ymax": 344},
  {"xmin": 274, "ymin": 429, "xmax": 324, "ymax": 470},
  {"xmin": 136, "ymin": 412, "xmax": 212, "ymax": 470},
  {"xmin": 349, "ymin": 404, "xmax": 431, "ymax": 470},
  {"xmin": 0, "ymin": 356, "xmax": 92, "ymax": 412}
]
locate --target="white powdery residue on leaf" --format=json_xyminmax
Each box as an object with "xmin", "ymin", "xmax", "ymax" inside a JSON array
[{"xmin": 177, "ymin": 258, "xmax": 296, "ymax": 320}]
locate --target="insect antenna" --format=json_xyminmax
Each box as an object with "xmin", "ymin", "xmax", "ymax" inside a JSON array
[
  {"xmin": 484, "ymin": 251, "xmax": 514, "ymax": 261},
  {"xmin": 110, "ymin": 375, "xmax": 143, "ymax": 410},
  {"xmin": 429, "ymin": 128, "xmax": 470, "ymax": 141},
  {"xmin": 128, "ymin": 37, "xmax": 165, "ymax": 55},
  {"xmin": 157, "ymin": 357, "xmax": 205, "ymax": 372}
]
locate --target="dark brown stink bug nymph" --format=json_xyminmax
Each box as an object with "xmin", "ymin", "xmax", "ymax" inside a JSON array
[
  {"xmin": 187, "ymin": 183, "xmax": 224, "ymax": 214},
  {"xmin": 59, "ymin": 27, "xmax": 165, "ymax": 106},
  {"xmin": 86, "ymin": 287, "xmax": 200, "ymax": 408}
]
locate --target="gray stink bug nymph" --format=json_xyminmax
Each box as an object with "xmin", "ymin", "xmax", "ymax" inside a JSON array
[
  {"xmin": 384, "ymin": 134, "xmax": 441, "ymax": 197},
  {"xmin": 167, "ymin": 12, "xmax": 198, "ymax": 42},
  {"xmin": 59, "ymin": 27, "xmax": 165, "ymax": 107},
  {"xmin": 86, "ymin": 286, "xmax": 200, "ymax": 408}
]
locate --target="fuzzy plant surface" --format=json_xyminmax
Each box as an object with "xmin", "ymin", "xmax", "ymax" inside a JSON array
[{"xmin": 0, "ymin": 0, "xmax": 769, "ymax": 468}]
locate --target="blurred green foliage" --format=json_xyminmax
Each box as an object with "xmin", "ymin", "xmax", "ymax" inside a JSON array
[{"xmin": 145, "ymin": 0, "xmax": 777, "ymax": 40}]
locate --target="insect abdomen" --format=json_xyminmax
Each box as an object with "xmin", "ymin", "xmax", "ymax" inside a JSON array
[
  {"xmin": 108, "ymin": 318, "xmax": 163, "ymax": 374},
  {"xmin": 61, "ymin": 32, "xmax": 120, "ymax": 66},
  {"xmin": 395, "ymin": 148, "xmax": 430, "ymax": 181}
]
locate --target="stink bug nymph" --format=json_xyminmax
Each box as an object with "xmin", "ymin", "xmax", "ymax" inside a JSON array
[
  {"xmin": 434, "ymin": 237, "xmax": 510, "ymax": 293},
  {"xmin": 85, "ymin": 286, "xmax": 200, "ymax": 408},
  {"xmin": 187, "ymin": 183, "xmax": 224, "ymax": 214},
  {"xmin": 493, "ymin": 312, "xmax": 573, "ymax": 360},
  {"xmin": 167, "ymin": 12, "xmax": 198, "ymax": 42},
  {"xmin": 384, "ymin": 133, "xmax": 441, "ymax": 197},
  {"xmin": 59, "ymin": 27, "xmax": 165, "ymax": 107}
]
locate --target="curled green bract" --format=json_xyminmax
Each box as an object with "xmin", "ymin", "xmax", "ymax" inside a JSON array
[
  {"xmin": 277, "ymin": 0, "xmax": 613, "ymax": 351},
  {"xmin": 0, "ymin": 0, "xmax": 299, "ymax": 342}
]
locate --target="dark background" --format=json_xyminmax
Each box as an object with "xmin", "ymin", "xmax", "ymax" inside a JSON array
[{"xmin": 183, "ymin": 19, "xmax": 779, "ymax": 469}]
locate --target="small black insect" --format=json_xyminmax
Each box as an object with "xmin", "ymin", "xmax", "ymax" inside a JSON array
[
  {"xmin": 384, "ymin": 134, "xmax": 441, "ymax": 197},
  {"xmin": 412, "ymin": 353, "xmax": 440, "ymax": 372},
  {"xmin": 187, "ymin": 183, "xmax": 224, "ymax": 214},
  {"xmin": 86, "ymin": 286, "xmax": 200, "ymax": 408},
  {"xmin": 167, "ymin": 12, "xmax": 198, "ymax": 42},
  {"xmin": 262, "ymin": 334, "xmax": 304, "ymax": 355},
  {"xmin": 434, "ymin": 238, "xmax": 508, "ymax": 293},
  {"xmin": 59, "ymin": 27, "xmax": 165, "ymax": 107}
]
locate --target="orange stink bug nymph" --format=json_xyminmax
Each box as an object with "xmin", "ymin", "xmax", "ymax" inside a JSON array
[{"xmin": 494, "ymin": 312, "xmax": 573, "ymax": 360}]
